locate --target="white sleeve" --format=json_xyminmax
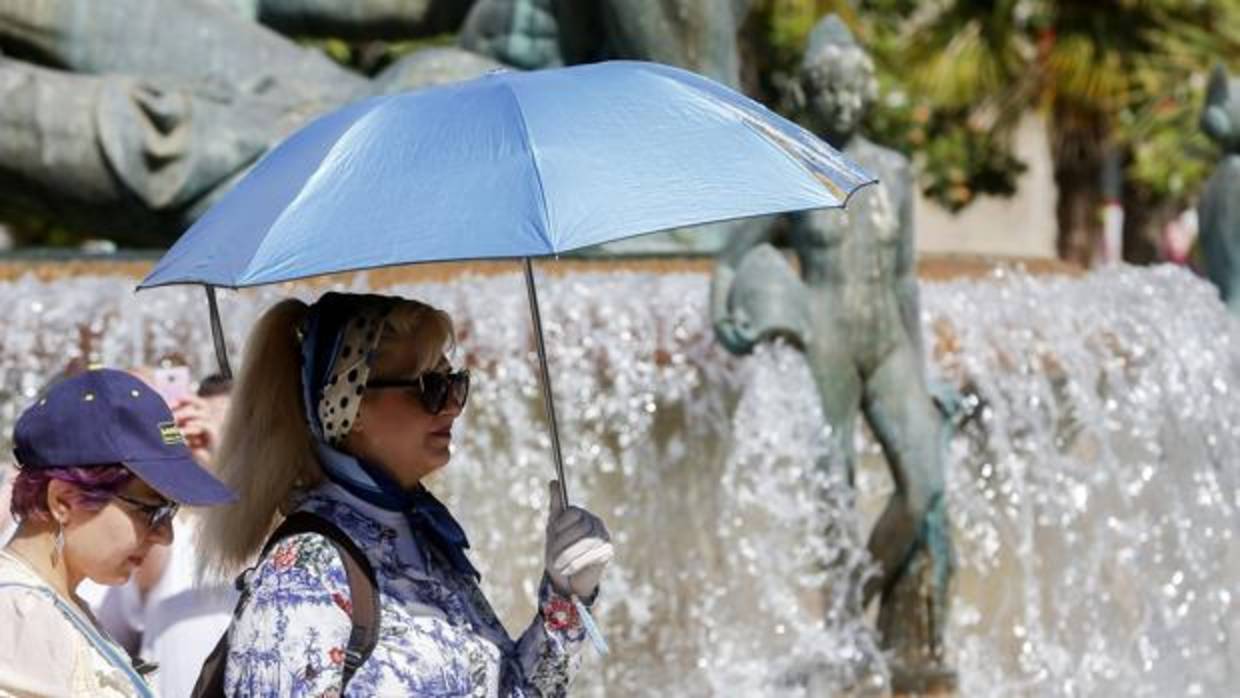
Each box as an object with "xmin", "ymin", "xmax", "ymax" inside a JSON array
[{"xmin": 0, "ymin": 587, "xmax": 79, "ymax": 697}]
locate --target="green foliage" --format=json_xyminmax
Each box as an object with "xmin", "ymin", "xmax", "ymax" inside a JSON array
[
  {"xmin": 754, "ymin": 0, "xmax": 1240, "ymax": 214},
  {"xmin": 863, "ymin": 74, "xmax": 1026, "ymax": 210},
  {"xmin": 1124, "ymin": 73, "xmax": 1217, "ymax": 201},
  {"xmin": 898, "ymin": 0, "xmax": 1240, "ymax": 209}
]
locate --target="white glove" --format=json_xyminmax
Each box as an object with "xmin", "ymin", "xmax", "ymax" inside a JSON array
[{"xmin": 544, "ymin": 480, "xmax": 614, "ymax": 599}]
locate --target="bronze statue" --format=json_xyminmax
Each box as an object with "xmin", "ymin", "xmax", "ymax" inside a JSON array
[
  {"xmin": 0, "ymin": 56, "xmax": 303, "ymax": 244},
  {"xmin": 0, "ymin": 0, "xmax": 369, "ymax": 107},
  {"xmin": 0, "ymin": 0, "xmax": 486, "ymax": 244},
  {"xmin": 1199, "ymin": 64, "xmax": 1240, "ymax": 314},
  {"xmin": 711, "ymin": 16, "xmax": 954, "ymax": 692}
]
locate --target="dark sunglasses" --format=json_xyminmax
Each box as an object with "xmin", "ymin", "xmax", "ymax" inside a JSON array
[
  {"xmin": 366, "ymin": 369, "xmax": 470, "ymax": 415},
  {"xmin": 113, "ymin": 493, "xmax": 179, "ymax": 530}
]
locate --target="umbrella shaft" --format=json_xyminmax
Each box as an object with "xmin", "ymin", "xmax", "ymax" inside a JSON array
[
  {"xmin": 206, "ymin": 286, "xmax": 233, "ymax": 380},
  {"xmin": 523, "ymin": 258, "xmax": 570, "ymax": 510}
]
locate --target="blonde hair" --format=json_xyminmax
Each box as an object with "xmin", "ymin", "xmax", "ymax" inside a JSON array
[
  {"xmin": 370, "ymin": 300, "xmax": 456, "ymax": 378},
  {"xmin": 197, "ymin": 295, "xmax": 455, "ymax": 578}
]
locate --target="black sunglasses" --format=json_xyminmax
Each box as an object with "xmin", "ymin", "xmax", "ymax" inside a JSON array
[
  {"xmin": 113, "ymin": 492, "xmax": 179, "ymax": 530},
  {"xmin": 366, "ymin": 369, "xmax": 470, "ymax": 415}
]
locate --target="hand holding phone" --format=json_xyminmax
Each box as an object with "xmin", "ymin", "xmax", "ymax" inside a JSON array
[{"xmin": 152, "ymin": 366, "xmax": 193, "ymax": 406}]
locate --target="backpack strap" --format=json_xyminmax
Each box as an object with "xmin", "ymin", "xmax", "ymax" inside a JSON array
[
  {"xmin": 192, "ymin": 512, "xmax": 380, "ymax": 697},
  {"xmin": 271, "ymin": 512, "xmax": 380, "ymax": 685}
]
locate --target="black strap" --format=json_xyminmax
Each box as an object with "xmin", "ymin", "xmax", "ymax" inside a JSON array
[{"xmin": 192, "ymin": 512, "xmax": 380, "ymax": 697}]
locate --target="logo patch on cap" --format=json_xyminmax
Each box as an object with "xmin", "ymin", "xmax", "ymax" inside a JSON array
[{"xmin": 158, "ymin": 421, "xmax": 187, "ymax": 446}]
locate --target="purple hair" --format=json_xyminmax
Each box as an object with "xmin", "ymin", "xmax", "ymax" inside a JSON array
[{"xmin": 10, "ymin": 465, "xmax": 134, "ymax": 523}]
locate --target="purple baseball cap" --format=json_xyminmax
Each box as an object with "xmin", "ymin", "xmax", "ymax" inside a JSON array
[{"xmin": 12, "ymin": 368, "xmax": 236, "ymax": 506}]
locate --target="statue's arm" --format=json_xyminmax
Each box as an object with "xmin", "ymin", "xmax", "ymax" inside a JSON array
[{"xmin": 711, "ymin": 218, "xmax": 775, "ymax": 351}]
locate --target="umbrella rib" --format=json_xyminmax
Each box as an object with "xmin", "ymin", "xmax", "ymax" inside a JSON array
[{"xmin": 499, "ymin": 82, "xmax": 556, "ymax": 253}]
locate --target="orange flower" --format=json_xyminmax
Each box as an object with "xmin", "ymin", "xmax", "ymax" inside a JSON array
[{"xmin": 273, "ymin": 543, "xmax": 299, "ymax": 569}]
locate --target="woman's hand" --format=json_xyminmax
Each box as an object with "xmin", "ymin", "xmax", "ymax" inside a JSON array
[
  {"xmin": 544, "ymin": 480, "xmax": 613, "ymax": 599},
  {"xmin": 172, "ymin": 395, "xmax": 228, "ymax": 467}
]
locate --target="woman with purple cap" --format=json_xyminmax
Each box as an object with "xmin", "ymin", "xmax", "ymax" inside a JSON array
[
  {"xmin": 0, "ymin": 368, "xmax": 236, "ymax": 697},
  {"xmin": 195, "ymin": 292, "xmax": 614, "ymax": 697}
]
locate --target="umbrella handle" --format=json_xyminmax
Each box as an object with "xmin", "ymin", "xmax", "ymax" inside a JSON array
[
  {"xmin": 522, "ymin": 258, "xmax": 608, "ymax": 657},
  {"xmin": 522, "ymin": 258, "xmax": 570, "ymax": 511}
]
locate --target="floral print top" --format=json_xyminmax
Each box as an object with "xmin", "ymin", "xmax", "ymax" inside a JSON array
[{"xmin": 223, "ymin": 484, "xmax": 591, "ymax": 697}]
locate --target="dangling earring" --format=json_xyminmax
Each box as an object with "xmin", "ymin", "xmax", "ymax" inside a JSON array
[{"xmin": 52, "ymin": 520, "xmax": 65, "ymax": 567}]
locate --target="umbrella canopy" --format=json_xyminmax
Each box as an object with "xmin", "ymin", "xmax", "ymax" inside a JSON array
[{"xmin": 140, "ymin": 60, "xmax": 873, "ymax": 289}]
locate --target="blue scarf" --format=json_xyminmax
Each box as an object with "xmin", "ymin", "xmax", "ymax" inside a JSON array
[{"xmin": 300, "ymin": 293, "xmax": 479, "ymax": 581}]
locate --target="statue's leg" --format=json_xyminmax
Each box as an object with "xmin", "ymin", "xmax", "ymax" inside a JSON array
[
  {"xmin": 805, "ymin": 335, "xmax": 866, "ymax": 607},
  {"xmin": 859, "ymin": 342, "xmax": 946, "ymax": 601},
  {"xmin": 861, "ymin": 341, "xmax": 955, "ymax": 693},
  {"xmin": 806, "ymin": 336, "xmax": 862, "ymax": 478}
]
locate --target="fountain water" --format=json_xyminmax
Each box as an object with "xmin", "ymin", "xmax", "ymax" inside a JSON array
[{"xmin": 0, "ymin": 263, "xmax": 1236, "ymax": 696}]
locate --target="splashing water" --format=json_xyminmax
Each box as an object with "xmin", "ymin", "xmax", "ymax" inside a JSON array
[
  {"xmin": 919, "ymin": 265, "xmax": 1240, "ymax": 697},
  {"xmin": 0, "ymin": 264, "xmax": 1236, "ymax": 696}
]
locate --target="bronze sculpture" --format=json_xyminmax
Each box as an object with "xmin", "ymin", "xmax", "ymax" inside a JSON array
[
  {"xmin": 0, "ymin": 0, "xmax": 478, "ymax": 243},
  {"xmin": 711, "ymin": 16, "xmax": 954, "ymax": 691},
  {"xmin": 1199, "ymin": 64, "xmax": 1240, "ymax": 314}
]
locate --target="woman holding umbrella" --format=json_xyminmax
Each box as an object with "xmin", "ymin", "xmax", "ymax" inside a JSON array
[
  {"xmin": 197, "ymin": 292, "xmax": 614, "ymax": 696},
  {"xmin": 134, "ymin": 60, "xmax": 872, "ymax": 696}
]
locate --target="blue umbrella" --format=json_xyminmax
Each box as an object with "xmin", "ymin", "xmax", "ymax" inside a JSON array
[
  {"xmin": 142, "ymin": 61, "xmax": 872, "ymax": 289},
  {"xmin": 139, "ymin": 60, "xmax": 874, "ymax": 649}
]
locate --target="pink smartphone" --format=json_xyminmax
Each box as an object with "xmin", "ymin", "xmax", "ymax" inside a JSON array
[{"xmin": 152, "ymin": 366, "xmax": 193, "ymax": 406}]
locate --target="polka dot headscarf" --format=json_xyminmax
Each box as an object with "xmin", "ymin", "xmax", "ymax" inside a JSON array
[{"xmin": 316, "ymin": 304, "xmax": 391, "ymax": 446}]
